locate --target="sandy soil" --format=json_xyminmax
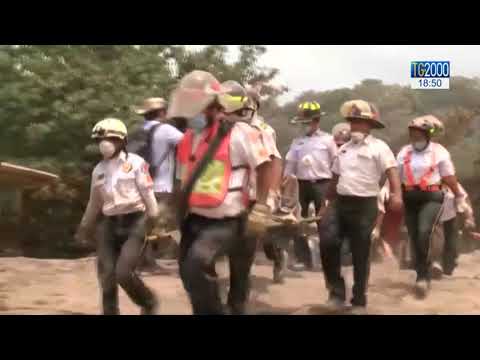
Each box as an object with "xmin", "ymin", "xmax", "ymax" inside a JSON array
[{"xmin": 2, "ymin": 251, "xmax": 480, "ymax": 315}]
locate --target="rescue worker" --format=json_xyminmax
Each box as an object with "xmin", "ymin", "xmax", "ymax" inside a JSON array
[
  {"xmin": 168, "ymin": 71, "xmax": 273, "ymax": 315},
  {"xmin": 133, "ymin": 97, "xmax": 184, "ymax": 273},
  {"xmin": 397, "ymin": 115, "xmax": 469, "ymax": 297},
  {"xmin": 431, "ymin": 183, "xmax": 475, "ymax": 278},
  {"xmin": 284, "ymin": 101, "xmax": 337, "ymax": 270},
  {"xmin": 245, "ymin": 84, "xmax": 287, "ymax": 283},
  {"xmin": 320, "ymin": 100, "xmax": 402, "ymax": 314},
  {"xmin": 75, "ymin": 118, "xmax": 160, "ymax": 315}
]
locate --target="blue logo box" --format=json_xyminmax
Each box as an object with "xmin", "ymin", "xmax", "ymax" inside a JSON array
[{"xmin": 411, "ymin": 61, "xmax": 450, "ymax": 78}]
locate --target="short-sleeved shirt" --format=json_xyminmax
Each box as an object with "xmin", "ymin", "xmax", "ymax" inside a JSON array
[
  {"xmin": 332, "ymin": 135, "xmax": 397, "ymax": 197},
  {"xmin": 178, "ymin": 121, "xmax": 271, "ymax": 219},
  {"xmin": 249, "ymin": 115, "xmax": 282, "ymax": 202},
  {"xmin": 396, "ymin": 142, "xmax": 455, "ymax": 186},
  {"xmin": 144, "ymin": 120, "xmax": 184, "ymax": 193},
  {"xmin": 285, "ymin": 130, "xmax": 337, "ymax": 180},
  {"xmin": 251, "ymin": 115, "xmax": 282, "ymax": 160},
  {"xmin": 90, "ymin": 152, "xmax": 156, "ymax": 216}
]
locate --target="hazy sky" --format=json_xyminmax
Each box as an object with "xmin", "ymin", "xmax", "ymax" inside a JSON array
[{"xmin": 188, "ymin": 45, "xmax": 480, "ymax": 103}]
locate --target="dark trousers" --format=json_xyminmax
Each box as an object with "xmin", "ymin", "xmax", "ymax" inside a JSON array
[
  {"xmin": 320, "ymin": 195, "xmax": 378, "ymax": 306},
  {"xmin": 295, "ymin": 179, "xmax": 329, "ymax": 266},
  {"xmin": 442, "ymin": 217, "xmax": 458, "ymax": 274},
  {"xmin": 179, "ymin": 214, "xmax": 256, "ymax": 315},
  {"xmin": 97, "ymin": 212, "xmax": 158, "ymax": 315},
  {"xmin": 403, "ymin": 190, "xmax": 444, "ymax": 281}
]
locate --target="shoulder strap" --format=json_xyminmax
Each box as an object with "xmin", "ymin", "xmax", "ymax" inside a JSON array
[{"xmin": 403, "ymin": 148, "xmax": 416, "ymax": 186}]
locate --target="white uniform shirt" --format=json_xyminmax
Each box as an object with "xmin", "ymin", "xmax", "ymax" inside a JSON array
[
  {"xmin": 249, "ymin": 115, "xmax": 282, "ymax": 203},
  {"xmin": 397, "ymin": 142, "xmax": 455, "ymax": 186},
  {"xmin": 178, "ymin": 122, "xmax": 271, "ymax": 219},
  {"xmin": 144, "ymin": 120, "xmax": 184, "ymax": 193},
  {"xmin": 332, "ymin": 135, "xmax": 397, "ymax": 197},
  {"xmin": 80, "ymin": 152, "xmax": 158, "ymax": 229},
  {"xmin": 285, "ymin": 130, "xmax": 337, "ymax": 180}
]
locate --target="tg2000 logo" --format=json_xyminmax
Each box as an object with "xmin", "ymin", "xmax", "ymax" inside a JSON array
[{"xmin": 410, "ymin": 61, "xmax": 450, "ymax": 90}]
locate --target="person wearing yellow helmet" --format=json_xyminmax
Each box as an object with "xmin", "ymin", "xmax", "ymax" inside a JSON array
[
  {"xmin": 319, "ymin": 100, "xmax": 402, "ymax": 314},
  {"xmin": 170, "ymin": 71, "xmax": 273, "ymax": 315},
  {"xmin": 75, "ymin": 118, "xmax": 160, "ymax": 315},
  {"xmin": 285, "ymin": 101, "xmax": 337, "ymax": 271},
  {"xmin": 397, "ymin": 115, "xmax": 467, "ymax": 297}
]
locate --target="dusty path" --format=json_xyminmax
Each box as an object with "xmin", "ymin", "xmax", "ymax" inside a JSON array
[{"xmin": 2, "ymin": 251, "xmax": 480, "ymax": 315}]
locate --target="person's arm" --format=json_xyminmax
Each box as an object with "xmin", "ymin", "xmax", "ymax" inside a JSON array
[
  {"xmin": 256, "ymin": 161, "xmax": 272, "ymax": 205},
  {"xmin": 76, "ymin": 174, "xmax": 103, "ymax": 242},
  {"xmin": 283, "ymin": 144, "xmax": 297, "ymax": 178},
  {"xmin": 135, "ymin": 162, "xmax": 159, "ymax": 218},
  {"xmin": 326, "ymin": 174, "xmax": 339, "ymax": 202},
  {"xmin": 379, "ymin": 144, "xmax": 403, "ymax": 212}
]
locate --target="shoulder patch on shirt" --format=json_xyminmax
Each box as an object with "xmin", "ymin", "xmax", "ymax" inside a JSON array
[
  {"xmin": 122, "ymin": 162, "xmax": 133, "ymax": 173},
  {"xmin": 97, "ymin": 173, "xmax": 105, "ymax": 180}
]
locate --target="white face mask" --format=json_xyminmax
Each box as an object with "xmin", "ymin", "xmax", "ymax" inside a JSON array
[
  {"xmin": 413, "ymin": 140, "xmax": 428, "ymax": 151},
  {"xmin": 99, "ymin": 140, "xmax": 116, "ymax": 159},
  {"xmin": 351, "ymin": 131, "xmax": 366, "ymax": 144}
]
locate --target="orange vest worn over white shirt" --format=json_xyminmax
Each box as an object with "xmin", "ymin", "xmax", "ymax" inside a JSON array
[
  {"xmin": 403, "ymin": 144, "xmax": 436, "ymax": 190},
  {"xmin": 177, "ymin": 119, "xmax": 249, "ymax": 209}
]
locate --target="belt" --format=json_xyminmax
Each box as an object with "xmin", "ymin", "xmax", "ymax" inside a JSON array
[
  {"xmin": 107, "ymin": 211, "xmax": 144, "ymax": 221},
  {"xmin": 298, "ymin": 178, "xmax": 330, "ymax": 184},
  {"xmin": 402, "ymin": 184, "xmax": 442, "ymax": 192}
]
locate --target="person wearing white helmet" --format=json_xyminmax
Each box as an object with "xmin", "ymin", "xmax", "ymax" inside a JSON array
[
  {"xmin": 75, "ymin": 118, "xmax": 160, "ymax": 315},
  {"xmin": 285, "ymin": 101, "xmax": 338, "ymax": 271},
  {"xmin": 170, "ymin": 71, "xmax": 273, "ymax": 315},
  {"xmin": 397, "ymin": 115, "xmax": 467, "ymax": 298},
  {"xmin": 320, "ymin": 100, "xmax": 402, "ymax": 314},
  {"xmin": 237, "ymin": 83, "xmax": 287, "ymax": 284}
]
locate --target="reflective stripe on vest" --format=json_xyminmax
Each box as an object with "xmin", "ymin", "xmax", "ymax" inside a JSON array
[
  {"xmin": 177, "ymin": 119, "xmax": 249, "ymax": 209},
  {"xmin": 403, "ymin": 144, "xmax": 437, "ymax": 190}
]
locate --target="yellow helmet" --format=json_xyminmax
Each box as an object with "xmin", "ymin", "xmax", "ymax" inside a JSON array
[
  {"xmin": 290, "ymin": 101, "xmax": 324, "ymax": 124},
  {"xmin": 92, "ymin": 118, "xmax": 128, "ymax": 140},
  {"xmin": 340, "ymin": 99, "xmax": 384, "ymax": 129},
  {"xmin": 219, "ymin": 80, "xmax": 251, "ymax": 113},
  {"xmin": 408, "ymin": 115, "xmax": 444, "ymax": 136}
]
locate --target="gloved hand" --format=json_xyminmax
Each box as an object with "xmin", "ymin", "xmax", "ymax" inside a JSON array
[
  {"xmin": 246, "ymin": 203, "xmax": 272, "ymax": 238},
  {"xmin": 464, "ymin": 217, "xmax": 476, "ymax": 231},
  {"xmin": 455, "ymin": 195, "xmax": 469, "ymax": 213},
  {"xmin": 388, "ymin": 193, "xmax": 403, "ymax": 213},
  {"xmin": 145, "ymin": 216, "xmax": 171, "ymax": 241},
  {"xmin": 371, "ymin": 226, "xmax": 381, "ymax": 243}
]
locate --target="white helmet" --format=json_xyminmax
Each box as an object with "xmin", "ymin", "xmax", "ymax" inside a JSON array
[
  {"xmin": 91, "ymin": 118, "xmax": 128, "ymax": 140},
  {"xmin": 167, "ymin": 70, "xmax": 228, "ymax": 119},
  {"xmin": 408, "ymin": 115, "xmax": 444, "ymax": 136}
]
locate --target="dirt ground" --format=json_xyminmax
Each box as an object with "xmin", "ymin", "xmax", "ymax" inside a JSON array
[{"xmin": 2, "ymin": 251, "xmax": 480, "ymax": 315}]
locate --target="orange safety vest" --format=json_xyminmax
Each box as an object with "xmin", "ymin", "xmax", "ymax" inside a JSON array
[
  {"xmin": 177, "ymin": 119, "xmax": 249, "ymax": 209},
  {"xmin": 403, "ymin": 144, "xmax": 437, "ymax": 191}
]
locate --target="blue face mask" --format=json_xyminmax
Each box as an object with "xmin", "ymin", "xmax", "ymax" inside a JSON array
[{"xmin": 190, "ymin": 114, "xmax": 207, "ymax": 133}]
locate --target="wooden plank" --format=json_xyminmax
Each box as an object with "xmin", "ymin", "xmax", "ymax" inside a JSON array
[{"xmin": 0, "ymin": 162, "xmax": 59, "ymax": 189}]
